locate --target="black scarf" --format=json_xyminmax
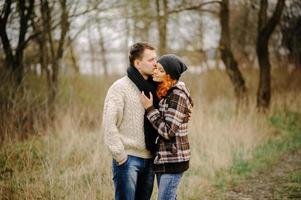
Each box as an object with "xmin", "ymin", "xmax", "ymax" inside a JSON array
[{"xmin": 127, "ymin": 65, "xmax": 159, "ymax": 156}]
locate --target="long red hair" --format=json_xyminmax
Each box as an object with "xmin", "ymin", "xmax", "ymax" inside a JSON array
[{"xmin": 156, "ymin": 74, "xmax": 177, "ymax": 98}]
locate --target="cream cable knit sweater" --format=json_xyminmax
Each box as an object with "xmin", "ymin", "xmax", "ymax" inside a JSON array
[{"xmin": 103, "ymin": 76, "xmax": 152, "ymax": 163}]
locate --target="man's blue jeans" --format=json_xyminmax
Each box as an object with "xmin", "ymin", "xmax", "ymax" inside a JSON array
[
  {"xmin": 156, "ymin": 173, "xmax": 183, "ymax": 200},
  {"xmin": 112, "ymin": 155, "xmax": 154, "ymax": 200}
]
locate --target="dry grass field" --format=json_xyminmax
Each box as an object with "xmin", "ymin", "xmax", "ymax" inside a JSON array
[{"xmin": 1, "ymin": 67, "xmax": 300, "ymax": 199}]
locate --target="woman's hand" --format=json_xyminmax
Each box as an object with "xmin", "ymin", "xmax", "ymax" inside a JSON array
[{"xmin": 140, "ymin": 91, "xmax": 153, "ymax": 109}]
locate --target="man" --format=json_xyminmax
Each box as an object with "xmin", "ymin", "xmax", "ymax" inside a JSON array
[{"xmin": 103, "ymin": 42, "xmax": 159, "ymax": 200}]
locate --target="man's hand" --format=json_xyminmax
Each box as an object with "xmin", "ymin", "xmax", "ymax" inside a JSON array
[
  {"xmin": 140, "ymin": 91, "xmax": 153, "ymax": 109},
  {"xmin": 117, "ymin": 155, "xmax": 128, "ymax": 166}
]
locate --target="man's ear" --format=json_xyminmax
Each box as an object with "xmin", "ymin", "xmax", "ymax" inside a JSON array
[{"xmin": 134, "ymin": 59, "xmax": 140, "ymax": 69}]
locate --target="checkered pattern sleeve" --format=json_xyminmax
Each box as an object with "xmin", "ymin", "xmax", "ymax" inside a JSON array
[{"xmin": 146, "ymin": 91, "xmax": 189, "ymax": 140}]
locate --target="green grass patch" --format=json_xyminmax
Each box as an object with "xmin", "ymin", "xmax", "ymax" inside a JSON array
[
  {"xmin": 288, "ymin": 170, "xmax": 301, "ymax": 183},
  {"xmin": 214, "ymin": 110, "xmax": 301, "ymax": 190},
  {"xmin": 273, "ymin": 170, "xmax": 301, "ymax": 199}
]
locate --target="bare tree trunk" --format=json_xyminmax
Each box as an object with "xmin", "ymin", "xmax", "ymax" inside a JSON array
[
  {"xmin": 0, "ymin": 0, "xmax": 13, "ymax": 72},
  {"xmin": 0, "ymin": 0, "xmax": 35, "ymax": 87},
  {"xmin": 281, "ymin": 0, "xmax": 301, "ymax": 72},
  {"xmin": 35, "ymin": 24, "xmax": 49, "ymax": 78},
  {"xmin": 99, "ymin": 31, "xmax": 108, "ymax": 76},
  {"xmin": 97, "ymin": 21, "xmax": 108, "ymax": 76},
  {"xmin": 41, "ymin": 0, "xmax": 55, "ymax": 121},
  {"xmin": 156, "ymin": 0, "xmax": 168, "ymax": 55},
  {"xmin": 87, "ymin": 26, "xmax": 97, "ymax": 74},
  {"xmin": 124, "ymin": 4, "xmax": 130, "ymax": 66},
  {"xmin": 219, "ymin": 0, "xmax": 248, "ymax": 109},
  {"xmin": 240, "ymin": 1, "xmax": 251, "ymax": 64},
  {"xmin": 68, "ymin": 37, "xmax": 80, "ymax": 74},
  {"xmin": 31, "ymin": 7, "xmax": 49, "ymax": 79},
  {"xmin": 41, "ymin": 0, "xmax": 69, "ymax": 121},
  {"xmin": 256, "ymin": 0, "xmax": 285, "ymax": 111}
]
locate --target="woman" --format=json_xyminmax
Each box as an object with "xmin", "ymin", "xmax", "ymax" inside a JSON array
[{"xmin": 140, "ymin": 54, "xmax": 193, "ymax": 200}]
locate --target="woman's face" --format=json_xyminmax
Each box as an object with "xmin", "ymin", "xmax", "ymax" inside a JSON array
[{"xmin": 152, "ymin": 63, "xmax": 166, "ymax": 82}]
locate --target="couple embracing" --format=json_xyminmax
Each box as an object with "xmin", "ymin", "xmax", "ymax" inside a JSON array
[{"xmin": 103, "ymin": 42, "xmax": 193, "ymax": 200}]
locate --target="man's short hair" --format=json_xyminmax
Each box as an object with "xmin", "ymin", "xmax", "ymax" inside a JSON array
[{"xmin": 129, "ymin": 42, "xmax": 156, "ymax": 66}]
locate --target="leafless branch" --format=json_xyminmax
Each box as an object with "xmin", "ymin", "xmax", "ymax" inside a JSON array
[{"xmin": 168, "ymin": 0, "xmax": 221, "ymax": 14}]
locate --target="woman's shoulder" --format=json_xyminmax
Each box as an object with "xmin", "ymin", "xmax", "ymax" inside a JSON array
[
  {"xmin": 168, "ymin": 81, "xmax": 193, "ymax": 107},
  {"xmin": 169, "ymin": 82, "xmax": 190, "ymax": 97}
]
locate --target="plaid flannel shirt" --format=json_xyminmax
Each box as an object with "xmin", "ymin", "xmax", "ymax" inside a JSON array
[{"xmin": 146, "ymin": 82, "xmax": 193, "ymax": 164}]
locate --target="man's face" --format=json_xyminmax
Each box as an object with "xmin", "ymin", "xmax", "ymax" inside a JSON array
[{"xmin": 135, "ymin": 49, "xmax": 157, "ymax": 78}]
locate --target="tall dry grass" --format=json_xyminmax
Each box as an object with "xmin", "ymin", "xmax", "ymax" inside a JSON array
[{"xmin": 0, "ymin": 68, "xmax": 300, "ymax": 199}]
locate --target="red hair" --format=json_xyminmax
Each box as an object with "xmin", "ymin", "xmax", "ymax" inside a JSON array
[{"xmin": 157, "ymin": 74, "xmax": 177, "ymax": 98}]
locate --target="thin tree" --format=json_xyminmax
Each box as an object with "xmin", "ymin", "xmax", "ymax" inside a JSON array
[
  {"xmin": 219, "ymin": 0, "xmax": 248, "ymax": 109},
  {"xmin": 96, "ymin": 19, "xmax": 108, "ymax": 76},
  {"xmin": 256, "ymin": 0, "xmax": 286, "ymax": 111},
  {"xmin": 166, "ymin": 0, "xmax": 248, "ymax": 109},
  {"xmin": 87, "ymin": 25, "xmax": 97, "ymax": 74},
  {"xmin": 156, "ymin": 0, "xmax": 168, "ymax": 55},
  {"xmin": 0, "ymin": 0, "xmax": 35, "ymax": 86},
  {"xmin": 281, "ymin": 0, "xmax": 301, "ymax": 70},
  {"xmin": 67, "ymin": 36, "xmax": 80, "ymax": 74},
  {"xmin": 40, "ymin": 0, "xmax": 69, "ymax": 121}
]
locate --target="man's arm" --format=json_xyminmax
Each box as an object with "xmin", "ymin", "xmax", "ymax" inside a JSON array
[{"xmin": 103, "ymin": 85, "xmax": 127, "ymax": 164}]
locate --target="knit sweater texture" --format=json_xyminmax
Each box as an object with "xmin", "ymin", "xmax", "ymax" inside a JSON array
[{"xmin": 103, "ymin": 76, "xmax": 152, "ymax": 163}]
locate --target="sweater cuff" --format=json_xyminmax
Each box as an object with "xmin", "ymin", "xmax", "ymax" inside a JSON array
[
  {"xmin": 146, "ymin": 105, "xmax": 156, "ymax": 113},
  {"xmin": 114, "ymin": 151, "xmax": 127, "ymax": 164}
]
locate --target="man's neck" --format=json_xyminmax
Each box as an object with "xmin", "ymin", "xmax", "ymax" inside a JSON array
[
  {"xmin": 133, "ymin": 65, "xmax": 149, "ymax": 80},
  {"xmin": 142, "ymin": 74, "xmax": 149, "ymax": 80}
]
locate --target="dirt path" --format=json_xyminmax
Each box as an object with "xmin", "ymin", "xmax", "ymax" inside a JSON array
[{"xmin": 221, "ymin": 149, "xmax": 301, "ymax": 200}]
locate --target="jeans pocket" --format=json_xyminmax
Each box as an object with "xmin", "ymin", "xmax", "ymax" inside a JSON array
[{"xmin": 117, "ymin": 155, "xmax": 130, "ymax": 168}]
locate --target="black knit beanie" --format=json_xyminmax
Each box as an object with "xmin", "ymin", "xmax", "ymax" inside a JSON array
[{"xmin": 157, "ymin": 54, "xmax": 187, "ymax": 80}]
